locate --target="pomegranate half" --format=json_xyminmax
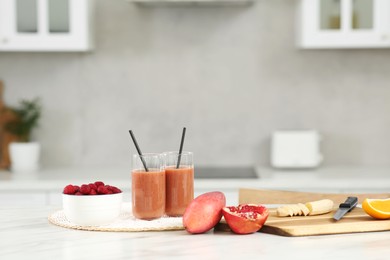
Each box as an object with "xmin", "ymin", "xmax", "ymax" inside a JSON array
[{"xmin": 222, "ymin": 204, "xmax": 269, "ymax": 234}]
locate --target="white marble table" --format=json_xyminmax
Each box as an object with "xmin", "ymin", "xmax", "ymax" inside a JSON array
[
  {"xmin": 1, "ymin": 205, "xmax": 390, "ymax": 260},
  {"xmin": 1, "ymin": 166, "xmax": 390, "ymax": 259}
]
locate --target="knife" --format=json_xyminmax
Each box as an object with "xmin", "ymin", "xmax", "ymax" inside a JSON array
[{"xmin": 333, "ymin": 196, "xmax": 358, "ymax": 221}]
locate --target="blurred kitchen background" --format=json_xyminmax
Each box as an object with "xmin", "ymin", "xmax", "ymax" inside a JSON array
[{"xmin": 1, "ymin": 0, "xmax": 390, "ymax": 170}]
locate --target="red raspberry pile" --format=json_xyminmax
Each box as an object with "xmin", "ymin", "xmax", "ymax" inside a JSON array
[{"xmin": 63, "ymin": 181, "xmax": 122, "ymax": 195}]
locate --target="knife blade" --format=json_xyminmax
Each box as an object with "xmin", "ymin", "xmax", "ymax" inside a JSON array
[{"xmin": 333, "ymin": 196, "xmax": 358, "ymax": 221}]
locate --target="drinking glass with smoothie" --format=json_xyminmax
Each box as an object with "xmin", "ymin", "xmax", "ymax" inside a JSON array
[
  {"xmin": 132, "ymin": 153, "xmax": 166, "ymax": 220},
  {"xmin": 164, "ymin": 151, "xmax": 194, "ymax": 217}
]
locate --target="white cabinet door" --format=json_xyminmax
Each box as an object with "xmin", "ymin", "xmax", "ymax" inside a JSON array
[
  {"xmin": 0, "ymin": 0, "xmax": 93, "ymax": 51},
  {"xmin": 297, "ymin": 0, "xmax": 390, "ymax": 48}
]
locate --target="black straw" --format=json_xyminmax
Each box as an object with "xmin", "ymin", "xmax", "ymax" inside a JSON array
[
  {"xmin": 129, "ymin": 130, "xmax": 148, "ymax": 172},
  {"xmin": 176, "ymin": 127, "xmax": 186, "ymax": 169}
]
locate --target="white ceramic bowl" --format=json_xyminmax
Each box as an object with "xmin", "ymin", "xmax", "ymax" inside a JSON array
[{"xmin": 63, "ymin": 193, "xmax": 123, "ymax": 226}]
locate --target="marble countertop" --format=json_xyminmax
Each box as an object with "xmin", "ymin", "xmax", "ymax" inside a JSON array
[
  {"xmin": 1, "ymin": 166, "xmax": 390, "ymax": 259},
  {"xmin": 1, "ymin": 205, "xmax": 390, "ymax": 259}
]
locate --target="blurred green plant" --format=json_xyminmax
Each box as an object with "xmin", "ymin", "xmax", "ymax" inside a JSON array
[{"xmin": 5, "ymin": 98, "xmax": 41, "ymax": 142}]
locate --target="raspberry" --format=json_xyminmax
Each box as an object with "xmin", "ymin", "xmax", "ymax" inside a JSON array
[
  {"xmin": 94, "ymin": 181, "xmax": 105, "ymax": 187},
  {"xmin": 80, "ymin": 184, "xmax": 91, "ymax": 195},
  {"xmin": 104, "ymin": 185, "xmax": 121, "ymax": 194},
  {"xmin": 88, "ymin": 183, "xmax": 97, "ymax": 191},
  {"xmin": 97, "ymin": 185, "xmax": 109, "ymax": 194},
  {"xmin": 105, "ymin": 185, "xmax": 116, "ymax": 194},
  {"xmin": 111, "ymin": 186, "xmax": 122, "ymax": 194},
  {"xmin": 63, "ymin": 185, "xmax": 77, "ymax": 194},
  {"xmin": 63, "ymin": 181, "xmax": 120, "ymax": 196}
]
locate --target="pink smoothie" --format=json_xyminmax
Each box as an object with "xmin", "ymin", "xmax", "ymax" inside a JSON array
[
  {"xmin": 132, "ymin": 169, "xmax": 166, "ymax": 220},
  {"xmin": 165, "ymin": 166, "xmax": 194, "ymax": 217}
]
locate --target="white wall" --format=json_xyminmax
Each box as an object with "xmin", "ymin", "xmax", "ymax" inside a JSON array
[{"xmin": 1, "ymin": 0, "xmax": 390, "ymax": 169}]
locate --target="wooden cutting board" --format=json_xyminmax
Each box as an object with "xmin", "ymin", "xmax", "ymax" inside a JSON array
[
  {"xmin": 217, "ymin": 188, "xmax": 390, "ymax": 236},
  {"xmin": 260, "ymin": 207, "xmax": 390, "ymax": 236}
]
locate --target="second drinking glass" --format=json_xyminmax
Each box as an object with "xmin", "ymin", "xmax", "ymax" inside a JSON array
[{"xmin": 164, "ymin": 151, "xmax": 194, "ymax": 217}]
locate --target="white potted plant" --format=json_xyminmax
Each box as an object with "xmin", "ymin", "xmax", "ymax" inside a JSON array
[{"xmin": 5, "ymin": 98, "xmax": 42, "ymax": 173}]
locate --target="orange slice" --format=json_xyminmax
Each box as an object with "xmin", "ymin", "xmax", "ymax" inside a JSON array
[{"xmin": 362, "ymin": 198, "xmax": 390, "ymax": 220}]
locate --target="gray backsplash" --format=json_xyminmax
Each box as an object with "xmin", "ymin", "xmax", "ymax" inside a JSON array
[{"xmin": 1, "ymin": 0, "xmax": 390, "ymax": 169}]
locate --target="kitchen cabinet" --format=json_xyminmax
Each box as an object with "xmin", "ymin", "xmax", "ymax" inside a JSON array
[
  {"xmin": 297, "ymin": 0, "xmax": 390, "ymax": 48},
  {"xmin": 1, "ymin": 166, "xmax": 390, "ymax": 207},
  {"xmin": 127, "ymin": 0, "xmax": 253, "ymax": 6},
  {"xmin": 0, "ymin": 0, "xmax": 93, "ymax": 52}
]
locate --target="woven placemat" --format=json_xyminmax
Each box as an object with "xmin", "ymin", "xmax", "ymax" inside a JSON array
[{"xmin": 48, "ymin": 202, "xmax": 184, "ymax": 232}]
